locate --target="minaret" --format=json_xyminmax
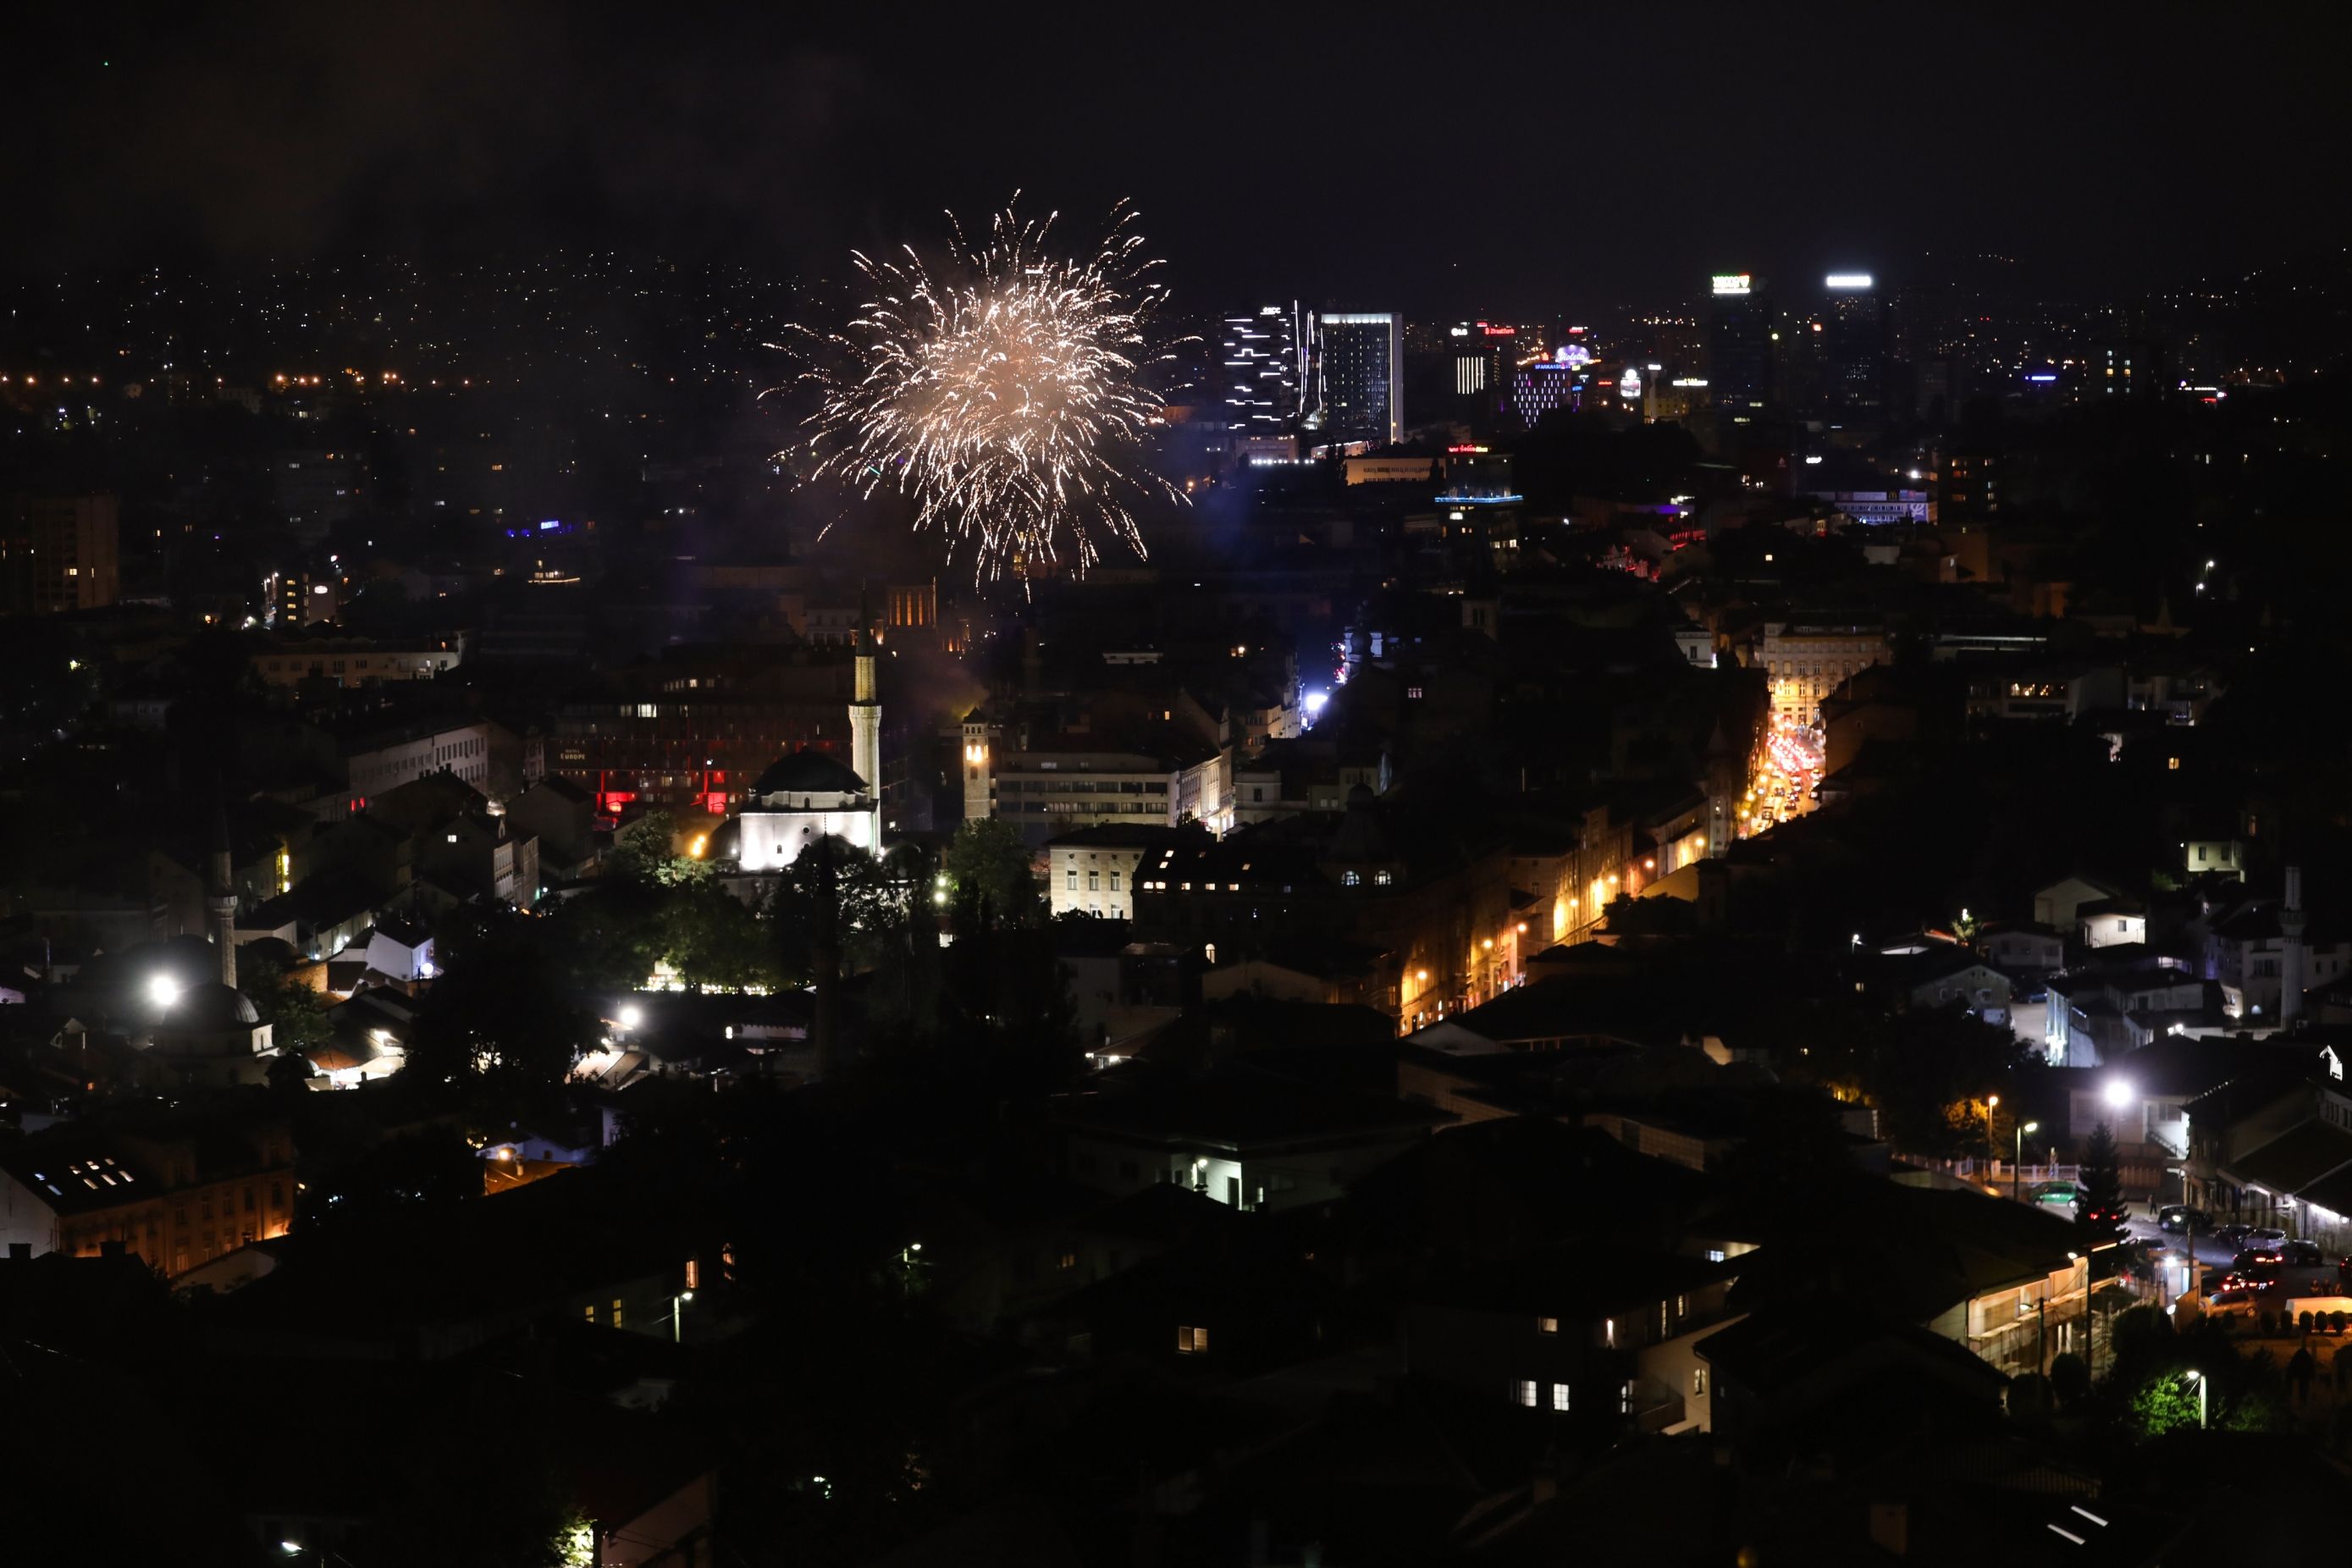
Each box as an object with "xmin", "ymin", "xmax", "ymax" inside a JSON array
[
  {"xmin": 2281, "ymin": 864, "xmax": 2307, "ymax": 1028},
  {"xmin": 848, "ymin": 633, "xmax": 883, "ymax": 853},
  {"xmin": 208, "ymin": 804, "xmax": 239, "ymax": 989}
]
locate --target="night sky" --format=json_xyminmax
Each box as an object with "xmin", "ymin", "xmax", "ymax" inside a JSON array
[{"xmin": 12, "ymin": 3, "xmax": 2351, "ymax": 310}]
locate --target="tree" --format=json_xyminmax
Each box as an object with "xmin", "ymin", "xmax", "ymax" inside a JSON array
[
  {"xmin": 941, "ymin": 817, "xmax": 1039, "ymax": 930},
  {"xmin": 408, "ymin": 919, "xmax": 601, "ymax": 1092},
  {"xmin": 663, "ymin": 885, "xmax": 781, "ymax": 992},
  {"xmin": 608, "ymin": 810, "xmax": 709, "ymax": 889},
  {"xmin": 2076, "ymin": 1121, "xmax": 2126, "ymax": 1254},
  {"xmin": 240, "ymin": 948, "xmax": 334, "ymax": 1057}
]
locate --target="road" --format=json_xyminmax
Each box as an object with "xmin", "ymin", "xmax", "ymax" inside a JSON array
[{"xmin": 2118, "ymin": 1206, "xmax": 2347, "ymax": 1300}]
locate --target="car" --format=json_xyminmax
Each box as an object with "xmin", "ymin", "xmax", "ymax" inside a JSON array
[
  {"xmin": 2232, "ymin": 1248, "xmax": 2286, "ymax": 1272},
  {"xmin": 2077, "ymin": 1204, "xmax": 2129, "ymax": 1231},
  {"xmin": 2157, "ymin": 1205, "xmax": 2211, "ymax": 1233},
  {"xmin": 2213, "ymin": 1223, "xmax": 2254, "ymax": 1247},
  {"xmin": 2211, "ymin": 1271, "xmax": 2280, "ymax": 1300},
  {"xmin": 2244, "ymin": 1227, "xmax": 2289, "ymax": 1251},
  {"xmin": 2030, "ymin": 1181, "xmax": 2078, "ymax": 1206},
  {"xmin": 2283, "ymin": 1239, "xmax": 2323, "ymax": 1267}
]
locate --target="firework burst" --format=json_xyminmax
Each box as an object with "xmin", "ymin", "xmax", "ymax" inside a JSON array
[{"xmin": 781, "ymin": 199, "xmax": 1183, "ymax": 583}]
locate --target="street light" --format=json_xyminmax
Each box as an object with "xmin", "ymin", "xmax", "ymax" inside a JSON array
[
  {"xmin": 2103, "ymin": 1078, "xmax": 2134, "ymax": 1109},
  {"xmin": 2183, "ymin": 1368, "xmax": 2207, "ymax": 1430},
  {"xmin": 2015, "ymin": 1120, "xmax": 2040, "ymax": 1202},
  {"xmin": 672, "ymin": 1288, "xmax": 694, "ymax": 1343},
  {"xmin": 618, "ymin": 1003, "xmax": 643, "ymax": 1031},
  {"xmin": 148, "ymin": 974, "xmax": 182, "ymax": 1010}
]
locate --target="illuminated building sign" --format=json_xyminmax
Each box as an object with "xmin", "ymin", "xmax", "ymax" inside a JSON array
[
  {"xmin": 1555, "ymin": 344, "xmax": 1593, "ymax": 368},
  {"xmin": 1479, "ymin": 323, "xmax": 1516, "ymax": 337},
  {"xmin": 1620, "ymin": 367, "xmax": 1643, "ymax": 400},
  {"xmin": 1711, "ymin": 274, "xmax": 1753, "ymax": 296},
  {"xmin": 1824, "ymin": 273, "xmax": 1874, "ymax": 290}
]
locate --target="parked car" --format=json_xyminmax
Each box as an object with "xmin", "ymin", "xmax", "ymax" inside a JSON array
[
  {"xmin": 2210, "ymin": 1276, "xmax": 2277, "ymax": 1306},
  {"xmin": 2157, "ymin": 1205, "xmax": 2211, "ymax": 1233},
  {"xmin": 2213, "ymin": 1223, "xmax": 2254, "ymax": 1247},
  {"xmin": 2283, "ymin": 1239, "xmax": 2323, "ymax": 1266},
  {"xmin": 2244, "ymin": 1227, "xmax": 2289, "ymax": 1251},
  {"xmin": 2031, "ymin": 1181, "xmax": 2078, "ymax": 1206}
]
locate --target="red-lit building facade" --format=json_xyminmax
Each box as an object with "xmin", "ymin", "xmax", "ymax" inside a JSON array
[{"xmin": 548, "ymin": 649, "xmax": 861, "ymax": 822}]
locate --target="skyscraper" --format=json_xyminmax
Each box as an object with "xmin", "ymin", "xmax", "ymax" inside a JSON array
[
  {"xmin": 1317, "ymin": 312, "xmax": 1404, "ymax": 446},
  {"xmin": 1821, "ymin": 273, "xmax": 1885, "ymax": 418},
  {"xmin": 1704, "ymin": 273, "xmax": 1775, "ymax": 418},
  {"xmin": 1219, "ymin": 305, "xmax": 1310, "ymax": 430}
]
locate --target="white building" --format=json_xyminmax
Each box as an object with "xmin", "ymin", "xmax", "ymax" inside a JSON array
[
  {"xmin": 1047, "ymin": 825, "xmax": 1188, "ymax": 920},
  {"xmin": 729, "ymin": 750, "xmax": 879, "ymax": 868},
  {"xmin": 342, "ymin": 718, "xmax": 494, "ymax": 802},
  {"xmin": 1756, "ymin": 621, "xmax": 1888, "ymax": 725}
]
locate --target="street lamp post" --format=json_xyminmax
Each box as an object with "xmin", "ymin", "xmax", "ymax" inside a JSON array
[
  {"xmin": 672, "ymin": 1289, "xmax": 693, "ymax": 1343},
  {"xmin": 2015, "ymin": 1121, "xmax": 2040, "ymax": 1203},
  {"xmin": 2184, "ymin": 1368, "xmax": 2207, "ymax": 1431}
]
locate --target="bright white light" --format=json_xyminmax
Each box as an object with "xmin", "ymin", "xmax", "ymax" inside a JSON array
[
  {"xmin": 1303, "ymin": 690, "xmax": 1329, "ymax": 715},
  {"xmin": 618, "ymin": 1004, "xmax": 643, "ymax": 1030},
  {"xmin": 1710, "ymin": 273, "xmax": 1753, "ymax": 296},
  {"xmin": 148, "ymin": 974, "xmax": 181, "ymax": 1009},
  {"xmin": 2103, "ymin": 1079, "xmax": 2134, "ymax": 1108},
  {"xmin": 1825, "ymin": 273, "xmax": 1874, "ymax": 290}
]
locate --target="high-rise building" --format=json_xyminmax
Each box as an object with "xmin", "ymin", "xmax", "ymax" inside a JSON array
[
  {"xmin": 1446, "ymin": 322, "xmax": 1519, "ymax": 399},
  {"xmin": 1219, "ymin": 305, "xmax": 1310, "ymax": 430},
  {"xmin": 1821, "ymin": 273, "xmax": 1886, "ymax": 418},
  {"xmin": 1704, "ymin": 273, "xmax": 1775, "ymax": 417},
  {"xmin": 1, "ymin": 494, "xmax": 121, "ymax": 616},
  {"xmin": 1317, "ymin": 312, "xmax": 1404, "ymax": 446}
]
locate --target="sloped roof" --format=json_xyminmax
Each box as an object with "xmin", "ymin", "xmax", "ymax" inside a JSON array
[
  {"xmin": 2222, "ymin": 1118, "xmax": 2352, "ymax": 1195},
  {"xmin": 751, "ymin": 748, "xmax": 866, "ymax": 797}
]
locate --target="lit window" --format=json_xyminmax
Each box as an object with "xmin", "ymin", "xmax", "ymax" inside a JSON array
[
  {"xmin": 1553, "ymin": 1383, "xmax": 1571, "ymax": 1411},
  {"xmin": 1515, "ymin": 1379, "xmax": 1538, "ymax": 1407},
  {"xmin": 1692, "ymin": 1368, "xmax": 1709, "ymax": 1397},
  {"xmin": 1342, "ymin": 870, "xmax": 1361, "ymax": 886},
  {"xmin": 611, "ymin": 1299, "xmax": 624, "ymax": 1328},
  {"xmin": 1536, "ymin": 1316, "xmax": 1558, "ymax": 1335},
  {"xmin": 1620, "ymin": 1381, "xmax": 1633, "ymax": 1415},
  {"xmin": 1375, "ymin": 870, "xmax": 1393, "ymax": 886},
  {"xmin": 1176, "ymin": 1324, "xmax": 1209, "ymax": 1354},
  {"xmin": 1059, "ymin": 1251, "xmax": 1076, "ymax": 1271}
]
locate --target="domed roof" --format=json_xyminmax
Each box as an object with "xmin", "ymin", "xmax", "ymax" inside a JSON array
[
  {"xmin": 168, "ymin": 981, "xmax": 261, "ymax": 1030},
  {"xmin": 751, "ymin": 748, "xmax": 868, "ymax": 798}
]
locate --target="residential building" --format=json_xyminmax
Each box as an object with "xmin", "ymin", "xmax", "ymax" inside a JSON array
[
  {"xmin": 1047, "ymin": 823, "xmax": 1191, "ymax": 920},
  {"xmin": 1057, "ymin": 1063, "xmax": 1450, "ymax": 1213},
  {"xmin": 1405, "ymin": 1247, "xmax": 1742, "ymax": 1434},
  {"xmin": 248, "ymin": 634, "xmax": 463, "ymax": 688},
  {"xmin": 1, "ymin": 493, "xmax": 120, "ymax": 613}
]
